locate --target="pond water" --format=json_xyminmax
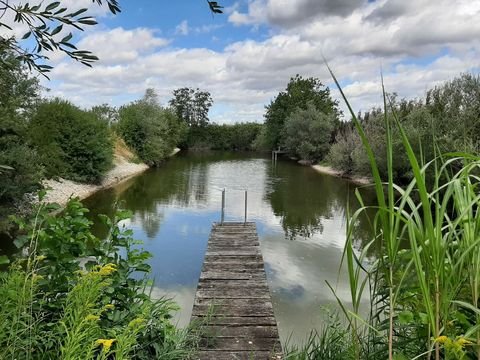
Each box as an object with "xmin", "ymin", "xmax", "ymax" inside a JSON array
[{"xmin": 82, "ymin": 152, "xmax": 375, "ymax": 346}]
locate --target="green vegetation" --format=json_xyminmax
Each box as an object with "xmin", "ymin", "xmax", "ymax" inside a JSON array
[
  {"xmin": 327, "ymin": 73, "xmax": 480, "ymax": 184},
  {"xmin": 118, "ymin": 89, "xmax": 186, "ymax": 166},
  {"xmin": 1, "ymin": 198, "xmax": 201, "ymax": 359},
  {"xmin": 262, "ymin": 74, "xmax": 340, "ymax": 153},
  {"xmin": 169, "ymin": 87, "xmax": 213, "ymax": 128},
  {"xmin": 283, "ymin": 102, "xmax": 336, "ymax": 162},
  {"xmin": 185, "ymin": 122, "xmax": 263, "ymax": 151},
  {"xmin": 30, "ymin": 99, "xmax": 113, "ymax": 183},
  {"xmin": 289, "ymin": 70, "xmax": 480, "ymax": 359}
]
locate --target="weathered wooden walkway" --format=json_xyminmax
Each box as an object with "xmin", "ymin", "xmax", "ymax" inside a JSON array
[{"xmin": 191, "ymin": 222, "xmax": 282, "ymax": 360}]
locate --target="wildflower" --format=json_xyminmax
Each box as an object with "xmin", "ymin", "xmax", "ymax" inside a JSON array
[
  {"xmin": 85, "ymin": 314, "xmax": 100, "ymax": 322},
  {"xmin": 456, "ymin": 337, "xmax": 472, "ymax": 347},
  {"xmin": 98, "ymin": 263, "xmax": 117, "ymax": 276},
  {"xmin": 435, "ymin": 336, "xmax": 448, "ymax": 344},
  {"xmin": 36, "ymin": 255, "xmax": 46, "ymax": 261},
  {"xmin": 95, "ymin": 339, "xmax": 115, "ymax": 351},
  {"xmin": 128, "ymin": 317, "xmax": 145, "ymax": 329}
]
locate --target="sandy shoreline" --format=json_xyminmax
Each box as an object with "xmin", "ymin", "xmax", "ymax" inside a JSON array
[
  {"xmin": 42, "ymin": 148, "xmax": 180, "ymax": 206},
  {"xmin": 312, "ymin": 164, "xmax": 371, "ymax": 185}
]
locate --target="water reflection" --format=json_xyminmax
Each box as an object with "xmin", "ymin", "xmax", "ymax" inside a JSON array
[{"xmin": 83, "ymin": 152, "xmax": 375, "ymax": 346}]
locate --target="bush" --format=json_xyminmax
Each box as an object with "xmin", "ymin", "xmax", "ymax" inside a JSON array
[
  {"xmin": 1, "ymin": 198, "xmax": 200, "ymax": 359},
  {"xmin": 29, "ymin": 99, "xmax": 113, "ymax": 183},
  {"xmin": 118, "ymin": 101, "xmax": 184, "ymax": 166},
  {"xmin": 282, "ymin": 102, "xmax": 335, "ymax": 161}
]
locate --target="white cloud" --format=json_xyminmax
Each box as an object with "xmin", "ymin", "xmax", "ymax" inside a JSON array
[
  {"xmin": 41, "ymin": 0, "xmax": 480, "ymax": 123},
  {"xmin": 175, "ymin": 20, "xmax": 190, "ymax": 36}
]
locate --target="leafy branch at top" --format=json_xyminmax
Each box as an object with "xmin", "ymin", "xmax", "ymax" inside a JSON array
[{"xmin": 0, "ymin": 0, "xmax": 120, "ymax": 76}]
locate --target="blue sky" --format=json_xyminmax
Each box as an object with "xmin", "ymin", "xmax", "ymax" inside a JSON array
[{"xmin": 5, "ymin": 0, "xmax": 479, "ymax": 123}]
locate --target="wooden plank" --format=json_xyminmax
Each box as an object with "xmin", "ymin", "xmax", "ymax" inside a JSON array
[
  {"xmin": 199, "ymin": 337, "xmax": 281, "ymax": 351},
  {"xmin": 203, "ymin": 325, "xmax": 279, "ymax": 338},
  {"xmin": 194, "ymin": 351, "xmax": 282, "ymax": 360},
  {"xmin": 190, "ymin": 222, "xmax": 282, "ymax": 358},
  {"xmin": 191, "ymin": 316, "xmax": 278, "ymax": 326}
]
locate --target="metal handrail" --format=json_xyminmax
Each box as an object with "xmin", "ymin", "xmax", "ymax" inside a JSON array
[{"xmin": 220, "ymin": 189, "xmax": 248, "ymax": 225}]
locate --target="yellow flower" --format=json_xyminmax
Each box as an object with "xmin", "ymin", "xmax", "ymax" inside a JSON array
[
  {"xmin": 435, "ymin": 336, "xmax": 448, "ymax": 344},
  {"xmin": 456, "ymin": 337, "xmax": 472, "ymax": 347},
  {"xmin": 36, "ymin": 255, "xmax": 46, "ymax": 261},
  {"xmin": 104, "ymin": 304, "xmax": 115, "ymax": 310},
  {"xmin": 85, "ymin": 314, "xmax": 100, "ymax": 322},
  {"xmin": 95, "ymin": 339, "xmax": 115, "ymax": 351},
  {"xmin": 98, "ymin": 263, "xmax": 117, "ymax": 276}
]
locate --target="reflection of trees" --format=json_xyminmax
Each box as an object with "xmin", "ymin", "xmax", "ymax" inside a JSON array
[
  {"xmin": 84, "ymin": 152, "xmax": 215, "ymax": 239},
  {"xmin": 266, "ymin": 161, "xmax": 376, "ymax": 247}
]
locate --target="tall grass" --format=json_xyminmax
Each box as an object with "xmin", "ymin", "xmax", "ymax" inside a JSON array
[{"xmin": 321, "ymin": 67, "xmax": 480, "ymax": 360}]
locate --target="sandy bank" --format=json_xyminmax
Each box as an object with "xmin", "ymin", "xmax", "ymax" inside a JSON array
[
  {"xmin": 312, "ymin": 164, "xmax": 371, "ymax": 186},
  {"xmin": 42, "ymin": 148, "xmax": 180, "ymax": 206}
]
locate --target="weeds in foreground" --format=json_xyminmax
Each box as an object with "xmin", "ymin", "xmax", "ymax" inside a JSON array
[
  {"xmin": 290, "ymin": 69, "xmax": 480, "ymax": 359},
  {"xmin": 0, "ymin": 197, "xmax": 200, "ymax": 359}
]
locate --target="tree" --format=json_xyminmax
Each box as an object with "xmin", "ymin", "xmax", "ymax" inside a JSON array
[
  {"xmin": 283, "ymin": 102, "xmax": 335, "ymax": 162},
  {"xmin": 169, "ymin": 87, "xmax": 213, "ymax": 127},
  {"xmin": 264, "ymin": 74, "xmax": 339, "ymax": 150},
  {"xmin": 29, "ymin": 99, "xmax": 113, "ymax": 183},
  {"xmin": 118, "ymin": 89, "xmax": 185, "ymax": 165},
  {"xmin": 0, "ymin": 51, "xmax": 43, "ymax": 210},
  {"xmin": 0, "ymin": 1, "xmax": 222, "ymax": 74}
]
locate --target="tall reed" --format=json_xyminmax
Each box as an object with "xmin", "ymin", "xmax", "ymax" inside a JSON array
[{"xmin": 326, "ymin": 66, "xmax": 480, "ymax": 360}]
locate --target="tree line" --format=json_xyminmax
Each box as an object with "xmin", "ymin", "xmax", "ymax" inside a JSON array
[
  {"xmin": 0, "ymin": 51, "xmax": 261, "ymax": 223},
  {"xmin": 257, "ymin": 73, "xmax": 480, "ymax": 184}
]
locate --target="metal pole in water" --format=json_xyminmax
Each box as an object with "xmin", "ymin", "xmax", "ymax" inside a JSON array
[
  {"xmin": 221, "ymin": 189, "xmax": 225, "ymax": 224},
  {"xmin": 244, "ymin": 190, "xmax": 248, "ymax": 224}
]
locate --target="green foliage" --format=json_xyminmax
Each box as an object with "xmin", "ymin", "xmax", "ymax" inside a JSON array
[
  {"xmin": 327, "ymin": 74, "xmax": 480, "ymax": 184},
  {"xmin": 264, "ymin": 74, "xmax": 339, "ymax": 150},
  {"xmin": 0, "ymin": 51, "xmax": 43, "ymax": 214},
  {"xmin": 185, "ymin": 122, "xmax": 263, "ymax": 151},
  {"xmin": 1, "ymin": 198, "xmax": 199, "ymax": 359},
  {"xmin": 29, "ymin": 98, "xmax": 113, "ymax": 183},
  {"xmin": 325, "ymin": 67, "xmax": 480, "ymax": 360},
  {"xmin": 169, "ymin": 87, "xmax": 213, "ymax": 127},
  {"xmin": 0, "ymin": 0, "xmax": 120, "ymax": 74},
  {"xmin": 282, "ymin": 102, "xmax": 335, "ymax": 161},
  {"xmin": 118, "ymin": 89, "xmax": 185, "ymax": 166}
]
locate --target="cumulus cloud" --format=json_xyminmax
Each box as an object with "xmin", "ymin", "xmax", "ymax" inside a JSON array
[{"xmin": 41, "ymin": 0, "xmax": 480, "ymax": 123}]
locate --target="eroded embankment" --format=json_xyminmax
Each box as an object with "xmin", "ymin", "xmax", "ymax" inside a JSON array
[{"xmin": 42, "ymin": 144, "xmax": 180, "ymax": 206}]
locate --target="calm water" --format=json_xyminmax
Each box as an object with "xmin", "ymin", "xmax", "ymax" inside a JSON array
[{"xmin": 83, "ymin": 152, "xmax": 375, "ymax": 346}]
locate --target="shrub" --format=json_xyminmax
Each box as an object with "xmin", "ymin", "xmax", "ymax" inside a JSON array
[
  {"xmin": 2, "ymin": 198, "xmax": 199, "ymax": 359},
  {"xmin": 29, "ymin": 99, "xmax": 113, "ymax": 183},
  {"xmin": 0, "ymin": 51, "xmax": 43, "ymax": 216},
  {"xmin": 282, "ymin": 102, "xmax": 335, "ymax": 161},
  {"xmin": 118, "ymin": 101, "xmax": 184, "ymax": 166}
]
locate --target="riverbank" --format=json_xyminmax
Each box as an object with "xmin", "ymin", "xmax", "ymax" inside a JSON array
[
  {"xmin": 312, "ymin": 164, "xmax": 371, "ymax": 185},
  {"xmin": 42, "ymin": 147, "xmax": 180, "ymax": 206}
]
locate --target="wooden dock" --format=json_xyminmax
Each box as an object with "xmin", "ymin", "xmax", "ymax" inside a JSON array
[{"xmin": 191, "ymin": 222, "xmax": 282, "ymax": 360}]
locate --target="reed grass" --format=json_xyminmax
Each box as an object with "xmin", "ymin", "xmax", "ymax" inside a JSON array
[{"xmin": 317, "ymin": 67, "xmax": 480, "ymax": 360}]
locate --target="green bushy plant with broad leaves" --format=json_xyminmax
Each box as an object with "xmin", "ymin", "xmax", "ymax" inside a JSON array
[
  {"xmin": 2, "ymin": 196, "xmax": 200, "ymax": 359},
  {"xmin": 282, "ymin": 101, "xmax": 336, "ymax": 162},
  {"xmin": 118, "ymin": 89, "xmax": 185, "ymax": 166},
  {"xmin": 29, "ymin": 98, "xmax": 113, "ymax": 183}
]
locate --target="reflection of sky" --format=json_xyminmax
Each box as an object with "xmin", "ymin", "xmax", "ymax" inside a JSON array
[{"xmin": 85, "ymin": 154, "xmax": 373, "ymax": 344}]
